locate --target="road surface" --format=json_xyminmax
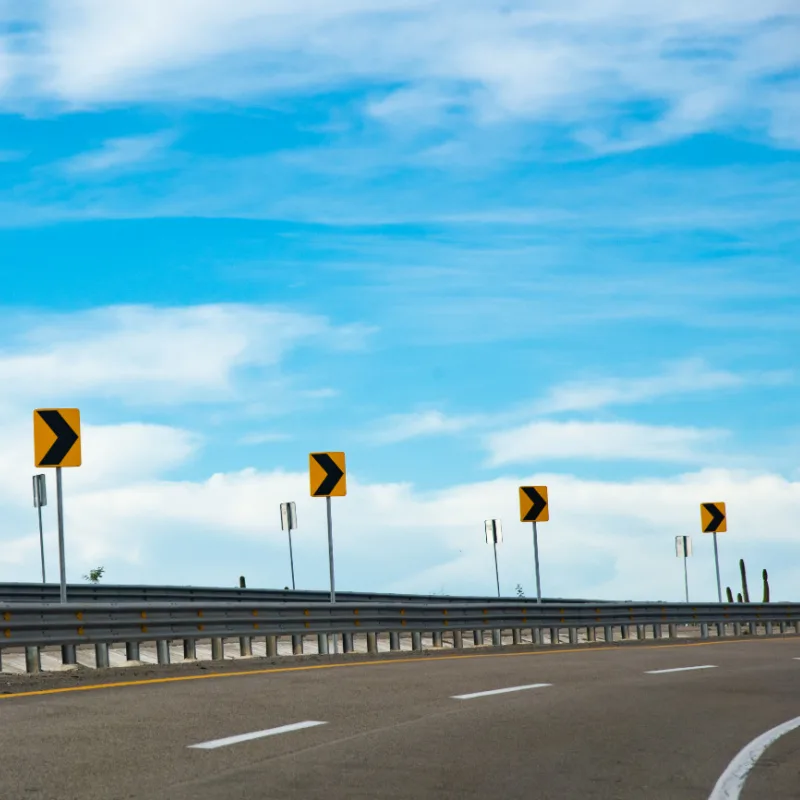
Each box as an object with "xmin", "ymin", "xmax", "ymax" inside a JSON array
[{"xmin": 0, "ymin": 638, "xmax": 798, "ymax": 799}]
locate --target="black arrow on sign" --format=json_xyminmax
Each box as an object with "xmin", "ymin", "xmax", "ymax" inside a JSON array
[
  {"xmin": 37, "ymin": 410, "xmax": 79, "ymax": 466},
  {"xmin": 312, "ymin": 453, "xmax": 344, "ymax": 496},
  {"xmin": 521, "ymin": 487, "xmax": 547, "ymax": 522},
  {"xmin": 702, "ymin": 502, "xmax": 725, "ymax": 533}
]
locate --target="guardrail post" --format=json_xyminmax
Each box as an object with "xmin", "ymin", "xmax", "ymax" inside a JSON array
[
  {"xmin": 317, "ymin": 634, "xmax": 329, "ymax": 654},
  {"xmin": 651, "ymin": 624, "xmax": 661, "ymax": 639},
  {"xmin": 183, "ymin": 639, "xmax": 196, "ymax": 660},
  {"xmin": 432, "ymin": 631, "xmax": 443, "ymax": 648},
  {"xmin": 586, "ymin": 627, "xmax": 596, "ymax": 642},
  {"xmin": 620, "ymin": 625, "xmax": 629, "ymax": 640},
  {"xmin": 668, "ymin": 624, "xmax": 678, "ymax": 639},
  {"xmin": 700, "ymin": 623, "xmax": 709, "ymax": 639},
  {"xmin": 492, "ymin": 629, "xmax": 502, "ymax": 647},
  {"xmin": 25, "ymin": 646, "xmax": 41, "ymax": 674},
  {"xmin": 126, "ymin": 642, "xmax": 140, "ymax": 662},
  {"xmin": 716, "ymin": 623, "xmax": 724, "ymax": 637},
  {"xmin": 512, "ymin": 629, "xmax": 521, "ymax": 645},
  {"xmin": 342, "ymin": 633, "xmax": 354, "ymax": 653},
  {"xmin": 94, "ymin": 643, "xmax": 109, "ymax": 669},
  {"xmin": 780, "ymin": 621, "xmax": 787, "ymax": 635},
  {"xmin": 389, "ymin": 632, "xmax": 401, "ymax": 651},
  {"xmin": 212, "ymin": 637, "xmax": 225, "ymax": 660},
  {"xmin": 291, "ymin": 635, "xmax": 303, "ymax": 655},
  {"xmin": 550, "ymin": 628, "xmax": 558, "ymax": 645},
  {"xmin": 533, "ymin": 628, "xmax": 542, "ymax": 644},
  {"xmin": 367, "ymin": 632, "xmax": 378, "ymax": 653},
  {"xmin": 412, "ymin": 631, "xmax": 422, "ymax": 650},
  {"xmin": 765, "ymin": 621, "xmax": 773, "ymax": 636},
  {"xmin": 568, "ymin": 628, "xmax": 577, "ymax": 644},
  {"xmin": 473, "ymin": 630, "xmax": 483, "ymax": 646},
  {"xmin": 156, "ymin": 640, "xmax": 170, "ymax": 665},
  {"xmin": 241, "ymin": 637, "xmax": 253, "ymax": 657},
  {"xmin": 453, "ymin": 630, "xmax": 463, "ymax": 649},
  {"xmin": 636, "ymin": 624, "xmax": 645, "ymax": 640},
  {"xmin": 604, "ymin": 626, "xmax": 613, "ymax": 642},
  {"xmin": 733, "ymin": 622, "xmax": 742, "ymax": 636},
  {"xmin": 61, "ymin": 644, "xmax": 76, "ymax": 665}
]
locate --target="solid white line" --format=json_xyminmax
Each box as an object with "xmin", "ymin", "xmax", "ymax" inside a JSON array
[
  {"xmin": 452, "ymin": 683, "xmax": 552, "ymax": 700},
  {"xmin": 708, "ymin": 715, "xmax": 800, "ymax": 799},
  {"xmin": 188, "ymin": 721, "xmax": 327, "ymax": 750},
  {"xmin": 645, "ymin": 665, "xmax": 717, "ymax": 675}
]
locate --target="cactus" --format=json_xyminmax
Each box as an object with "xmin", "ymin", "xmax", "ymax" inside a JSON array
[
  {"xmin": 763, "ymin": 569, "xmax": 770, "ymax": 603},
  {"xmin": 740, "ymin": 559, "xmax": 750, "ymax": 603},
  {"xmin": 726, "ymin": 586, "xmax": 734, "ymax": 603},
  {"xmin": 239, "ymin": 575, "xmax": 246, "ymax": 588},
  {"xmin": 737, "ymin": 592, "xmax": 743, "ymax": 603}
]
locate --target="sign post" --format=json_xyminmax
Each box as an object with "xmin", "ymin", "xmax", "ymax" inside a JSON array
[
  {"xmin": 310, "ymin": 452, "xmax": 347, "ymax": 652},
  {"xmin": 675, "ymin": 535, "xmax": 692, "ymax": 602},
  {"xmin": 519, "ymin": 486, "xmax": 549, "ymax": 603},
  {"xmin": 32, "ymin": 474, "xmax": 47, "ymax": 583},
  {"xmin": 700, "ymin": 502, "xmax": 727, "ymax": 603},
  {"xmin": 280, "ymin": 502, "xmax": 298, "ymax": 590},
  {"xmin": 33, "ymin": 409, "xmax": 81, "ymax": 604},
  {"xmin": 485, "ymin": 519, "xmax": 503, "ymax": 597}
]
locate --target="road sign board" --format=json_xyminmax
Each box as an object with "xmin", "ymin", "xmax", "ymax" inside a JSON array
[
  {"xmin": 519, "ymin": 486, "xmax": 549, "ymax": 522},
  {"xmin": 701, "ymin": 502, "xmax": 726, "ymax": 533},
  {"xmin": 33, "ymin": 474, "xmax": 47, "ymax": 508},
  {"xmin": 33, "ymin": 409, "xmax": 81, "ymax": 468},
  {"xmin": 675, "ymin": 535, "xmax": 692, "ymax": 557},
  {"xmin": 485, "ymin": 519, "xmax": 502, "ymax": 544},
  {"xmin": 309, "ymin": 452, "xmax": 346, "ymax": 497},
  {"xmin": 280, "ymin": 501, "xmax": 298, "ymax": 531}
]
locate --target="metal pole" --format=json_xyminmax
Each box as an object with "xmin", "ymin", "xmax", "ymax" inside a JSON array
[
  {"xmin": 532, "ymin": 521, "xmax": 542, "ymax": 603},
  {"xmin": 288, "ymin": 529, "xmax": 296, "ymax": 591},
  {"xmin": 493, "ymin": 539, "xmax": 500, "ymax": 597},
  {"xmin": 37, "ymin": 504, "xmax": 46, "ymax": 584},
  {"xmin": 683, "ymin": 552, "xmax": 689, "ymax": 603},
  {"xmin": 712, "ymin": 531, "xmax": 722, "ymax": 603},
  {"xmin": 326, "ymin": 495, "xmax": 338, "ymax": 654},
  {"xmin": 56, "ymin": 467, "xmax": 67, "ymax": 603},
  {"xmin": 326, "ymin": 496, "xmax": 335, "ymax": 603}
]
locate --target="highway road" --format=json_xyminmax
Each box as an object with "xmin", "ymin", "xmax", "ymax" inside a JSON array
[{"xmin": 0, "ymin": 638, "xmax": 798, "ymax": 799}]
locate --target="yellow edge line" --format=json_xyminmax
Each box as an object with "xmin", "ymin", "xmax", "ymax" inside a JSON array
[{"xmin": 0, "ymin": 636, "xmax": 791, "ymax": 701}]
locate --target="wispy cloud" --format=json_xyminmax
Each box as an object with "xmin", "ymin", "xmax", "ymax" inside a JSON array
[
  {"xmin": 533, "ymin": 359, "xmax": 747, "ymax": 414},
  {"xmin": 484, "ymin": 421, "xmax": 728, "ymax": 467},
  {"xmin": 238, "ymin": 432, "xmax": 293, "ymax": 445},
  {"xmin": 1, "ymin": 2, "xmax": 798, "ymax": 150},
  {"xmin": 364, "ymin": 359, "xmax": 775, "ymax": 447},
  {"xmin": 364, "ymin": 409, "xmax": 484, "ymax": 445},
  {"xmin": 60, "ymin": 131, "xmax": 175, "ymax": 175}
]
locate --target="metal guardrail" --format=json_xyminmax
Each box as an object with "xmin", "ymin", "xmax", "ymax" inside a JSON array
[
  {"xmin": 0, "ymin": 582, "xmax": 602, "ymax": 606},
  {"xmin": 2, "ymin": 600, "xmax": 798, "ymax": 674}
]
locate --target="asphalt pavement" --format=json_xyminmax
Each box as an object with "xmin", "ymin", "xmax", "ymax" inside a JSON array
[{"xmin": 0, "ymin": 637, "xmax": 798, "ymax": 799}]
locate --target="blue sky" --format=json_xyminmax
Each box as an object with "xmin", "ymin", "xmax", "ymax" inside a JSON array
[{"xmin": 0, "ymin": 1, "xmax": 798, "ymax": 602}]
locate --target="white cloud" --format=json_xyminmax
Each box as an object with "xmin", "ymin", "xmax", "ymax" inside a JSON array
[
  {"xmin": 2, "ymin": 439, "xmax": 799, "ymax": 603},
  {"xmin": 485, "ymin": 421, "xmax": 727, "ymax": 467},
  {"xmin": 61, "ymin": 131, "xmax": 175, "ymax": 175},
  {"xmin": 1, "ymin": 1, "xmax": 798, "ymax": 149},
  {"xmin": 0, "ymin": 303, "xmax": 372, "ymax": 408}
]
